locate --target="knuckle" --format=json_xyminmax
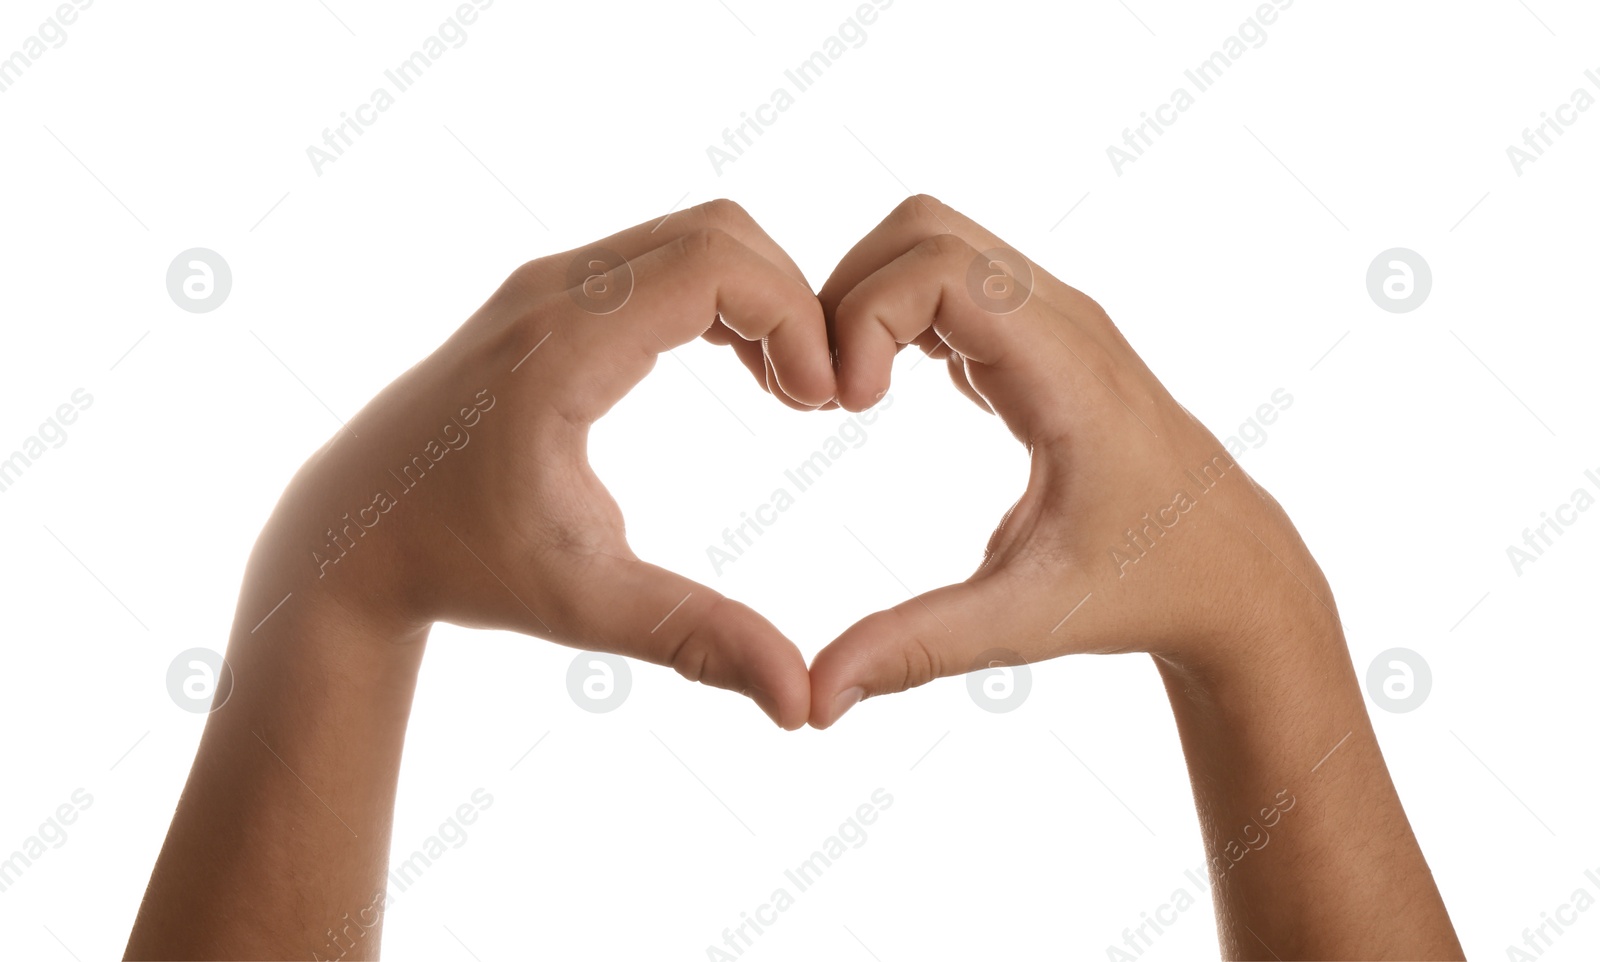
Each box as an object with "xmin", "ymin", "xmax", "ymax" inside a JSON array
[
  {"xmin": 833, "ymin": 283, "xmax": 869, "ymax": 324},
  {"xmin": 502, "ymin": 256, "xmax": 556, "ymax": 296},
  {"xmin": 510, "ymin": 300, "xmax": 560, "ymax": 346},
  {"xmin": 667, "ymin": 595, "xmax": 730, "ymax": 685},
  {"xmin": 675, "ymin": 226, "xmax": 737, "ymax": 264},
  {"xmin": 670, "ymin": 630, "xmax": 712, "ymax": 684},
  {"xmin": 696, "ymin": 197, "xmax": 754, "ymax": 233},
  {"xmin": 1077, "ymin": 340, "xmax": 1125, "ymax": 391},
  {"xmin": 921, "ymin": 231, "xmax": 974, "ymax": 262},
  {"xmin": 1066, "ymin": 288, "xmax": 1120, "ymax": 334},
  {"xmin": 889, "ymin": 193, "xmax": 950, "ymax": 234},
  {"xmin": 482, "ymin": 291, "xmax": 561, "ymax": 364},
  {"xmin": 881, "ymin": 607, "xmax": 941, "ymax": 692},
  {"xmin": 894, "ymin": 192, "xmax": 943, "ymax": 219},
  {"xmin": 901, "ymin": 634, "xmax": 942, "ymax": 692}
]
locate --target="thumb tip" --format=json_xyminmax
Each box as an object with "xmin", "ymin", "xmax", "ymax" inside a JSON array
[
  {"xmin": 743, "ymin": 685, "xmax": 809, "ymax": 731},
  {"xmin": 811, "ymin": 685, "xmax": 865, "ymax": 730}
]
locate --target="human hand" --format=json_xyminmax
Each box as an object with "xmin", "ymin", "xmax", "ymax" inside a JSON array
[
  {"xmin": 801, "ymin": 196, "xmax": 1462, "ymax": 960},
  {"xmin": 807, "ymin": 195, "xmax": 1341, "ymax": 727},
  {"xmin": 250, "ymin": 200, "xmax": 834, "ymax": 729}
]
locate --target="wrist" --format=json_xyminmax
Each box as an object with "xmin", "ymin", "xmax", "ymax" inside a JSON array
[
  {"xmin": 1155, "ymin": 601, "xmax": 1349, "ymax": 698},
  {"xmin": 237, "ymin": 515, "xmax": 431, "ymax": 673},
  {"xmin": 249, "ymin": 460, "xmax": 436, "ymax": 642}
]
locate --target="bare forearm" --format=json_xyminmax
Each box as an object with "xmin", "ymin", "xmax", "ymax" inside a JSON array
[
  {"xmin": 1155, "ymin": 614, "xmax": 1462, "ymax": 961},
  {"xmin": 125, "ymin": 567, "xmax": 426, "ymax": 960},
  {"xmin": 126, "ymin": 201, "xmax": 831, "ymax": 957}
]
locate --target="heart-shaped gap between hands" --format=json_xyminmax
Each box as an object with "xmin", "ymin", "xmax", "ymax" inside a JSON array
[{"xmin": 538, "ymin": 195, "xmax": 1310, "ymax": 733}]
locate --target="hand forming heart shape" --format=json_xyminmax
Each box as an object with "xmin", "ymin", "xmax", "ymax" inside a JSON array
[
  {"xmin": 132, "ymin": 189, "xmax": 1464, "ymax": 962},
  {"xmin": 252, "ymin": 195, "xmax": 1334, "ymax": 735}
]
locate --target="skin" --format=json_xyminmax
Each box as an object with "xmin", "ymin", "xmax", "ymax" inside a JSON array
[
  {"xmin": 808, "ymin": 195, "xmax": 1464, "ymax": 960},
  {"xmin": 124, "ymin": 201, "xmax": 832, "ymax": 959},
  {"xmin": 125, "ymin": 197, "xmax": 1461, "ymax": 961}
]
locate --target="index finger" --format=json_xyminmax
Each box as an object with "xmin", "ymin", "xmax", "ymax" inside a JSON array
[
  {"xmin": 820, "ymin": 194, "xmax": 1129, "ymax": 365},
  {"xmin": 554, "ymin": 200, "xmax": 830, "ymax": 407},
  {"xmin": 538, "ymin": 227, "xmax": 834, "ymax": 420}
]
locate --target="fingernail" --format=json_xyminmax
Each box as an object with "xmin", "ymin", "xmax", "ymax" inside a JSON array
[{"xmin": 829, "ymin": 686, "xmax": 865, "ymax": 726}]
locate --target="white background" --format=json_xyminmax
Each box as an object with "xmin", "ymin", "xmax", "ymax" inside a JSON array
[{"xmin": 1, "ymin": 0, "xmax": 1597, "ymax": 959}]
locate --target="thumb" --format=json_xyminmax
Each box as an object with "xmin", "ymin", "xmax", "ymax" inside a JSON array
[
  {"xmin": 807, "ymin": 575, "xmax": 1038, "ymax": 729},
  {"xmin": 572, "ymin": 556, "xmax": 812, "ymax": 730}
]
